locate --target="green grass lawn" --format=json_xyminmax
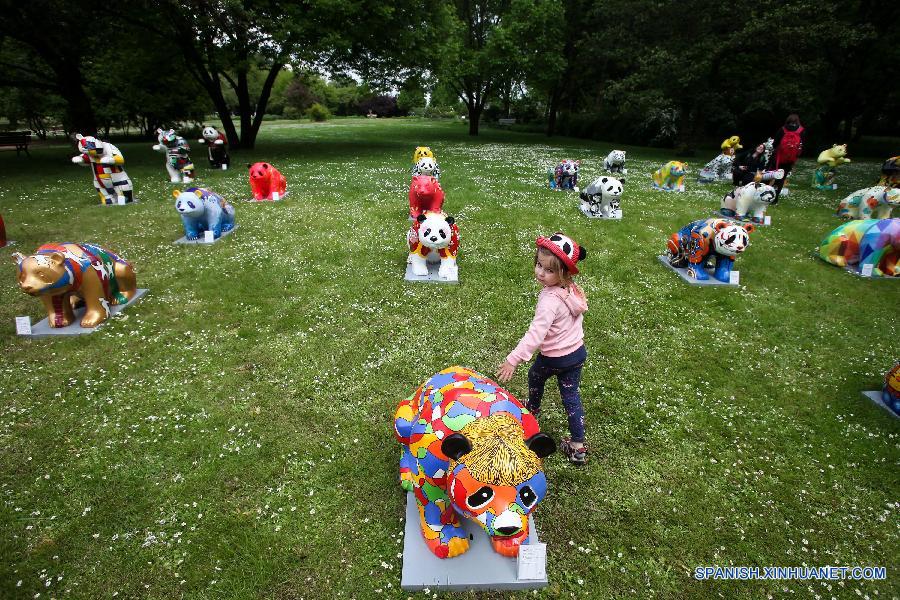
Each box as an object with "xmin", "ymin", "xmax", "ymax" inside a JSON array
[{"xmin": 0, "ymin": 118, "xmax": 897, "ymax": 599}]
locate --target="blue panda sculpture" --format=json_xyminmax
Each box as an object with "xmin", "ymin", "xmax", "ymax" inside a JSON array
[{"xmin": 173, "ymin": 187, "xmax": 235, "ymax": 240}]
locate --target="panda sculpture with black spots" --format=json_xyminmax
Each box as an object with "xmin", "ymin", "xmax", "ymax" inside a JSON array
[{"xmin": 580, "ymin": 176, "xmax": 623, "ymax": 218}]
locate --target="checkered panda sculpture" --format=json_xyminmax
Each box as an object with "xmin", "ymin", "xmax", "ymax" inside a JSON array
[
  {"xmin": 71, "ymin": 134, "xmax": 134, "ymax": 205},
  {"xmin": 580, "ymin": 176, "xmax": 623, "ymax": 218}
]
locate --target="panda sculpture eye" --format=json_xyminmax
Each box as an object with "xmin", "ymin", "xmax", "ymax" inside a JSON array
[
  {"xmin": 439, "ymin": 230, "xmax": 446, "ymax": 239},
  {"xmin": 423, "ymin": 228, "xmax": 431, "ymax": 237},
  {"xmin": 467, "ymin": 486, "xmax": 494, "ymax": 510},
  {"xmin": 519, "ymin": 485, "xmax": 537, "ymax": 508},
  {"xmin": 188, "ymin": 201, "xmax": 196, "ymax": 209}
]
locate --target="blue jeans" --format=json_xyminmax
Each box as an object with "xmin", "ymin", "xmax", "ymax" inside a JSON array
[{"xmin": 527, "ymin": 346, "xmax": 587, "ymax": 443}]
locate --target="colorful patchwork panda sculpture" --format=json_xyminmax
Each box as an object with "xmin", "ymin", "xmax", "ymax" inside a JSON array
[
  {"xmin": 408, "ymin": 175, "xmax": 445, "ymax": 219},
  {"xmin": 247, "ymin": 162, "xmax": 287, "ymax": 201},
  {"xmin": 153, "ymin": 128, "xmax": 194, "ymax": 183},
  {"xmin": 548, "ymin": 159, "xmax": 580, "ymax": 191},
  {"xmin": 71, "ymin": 134, "xmax": 134, "ymax": 205},
  {"xmin": 604, "ymin": 150, "xmax": 627, "ymax": 177},
  {"xmin": 173, "ymin": 188, "xmax": 236, "ymax": 240},
  {"xmin": 198, "ymin": 126, "xmax": 230, "ymax": 169},
  {"xmin": 667, "ymin": 218, "xmax": 755, "ymax": 282},
  {"xmin": 720, "ymin": 182, "xmax": 777, "ymax": 223},
  {"xmin": 394, "ymin": 366, "xmax": 556, "ymax": 559},
  {"xmin": 580, "ymin": 176, "xmax": 623, "ymax": 218},
  {"xmin": 407, "ymin": 210, "xmax": 460, "ymax": 280},
  {"xmin": 818, "ymin": 218, "xmax": 899, "ymax": 278},
  {"xmin": 12, "ymin": 242, "xmax": 137, "ymax": 329},
  {"xmin": 652, "ymin": 161, "xmax": 688, "ymax": 192},
  {"xmin": 836, "ymin": 186, "xmax": 900, "ymax": 220},
  {"xmin": 883, "ymin": 362, "xmax": 900, "ymax": 417},
  {"xmin": 878, "ymin": 156, "xmax": 900, "ymax": 188}
]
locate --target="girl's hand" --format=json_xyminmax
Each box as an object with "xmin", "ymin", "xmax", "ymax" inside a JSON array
[{"xmin": 496, "ymin": 361, "xmax": 515, "ymax": 383}]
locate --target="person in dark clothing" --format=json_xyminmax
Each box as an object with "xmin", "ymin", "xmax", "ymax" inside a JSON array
[
  {"xmin": 767, "ymin": 113, "xmax": 806, "ymax": 202},
  {"xmin": 732, "ymin": 142, "xmax": 769, "ymax": 187}
]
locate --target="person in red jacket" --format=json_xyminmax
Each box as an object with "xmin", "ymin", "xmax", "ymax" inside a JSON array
[{"xmin": 768, "ymin": 113, "xmax": 805, "ymax": 202}]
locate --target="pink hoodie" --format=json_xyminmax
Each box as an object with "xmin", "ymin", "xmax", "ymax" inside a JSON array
[{"xmin": 506, "ymin": 284, "xmax": 588, "ymax": 366}]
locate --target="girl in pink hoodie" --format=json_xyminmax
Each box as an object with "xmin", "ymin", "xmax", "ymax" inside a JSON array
[{"xmin": 497, "ymin": 233, "xmax": 589, "ymax": 465}]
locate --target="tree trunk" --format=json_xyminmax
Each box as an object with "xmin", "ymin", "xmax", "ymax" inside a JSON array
[
  {"xmin": 52, "ymin": 63, "xmax": 97, "ymax": 135},
  {"xmin": 547, "ymin": 88, "xmax": 561, "ymax": 137},
  {"xmin": 468, "ymin": 105, "xmax": 481, "ymax": 135}
]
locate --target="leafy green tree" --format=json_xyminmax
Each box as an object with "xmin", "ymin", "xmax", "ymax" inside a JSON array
[
  {"xmin": 0, "ymin": 0, "xmax": 102, "ymax": 133},
  {"xmin": 431, "ymin": 0, "xmax": 523, "ymax": 135},
  {"xmin": 397, "ymin": 79, "xmax": 426, "ymax": 114}
]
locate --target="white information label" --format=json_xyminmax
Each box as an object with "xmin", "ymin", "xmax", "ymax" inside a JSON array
[
  {"xmin": 517, "ymin": 543, "xmax": 547, "ymax": 580},
  {"xmin": 204, "ymin": 230, "xmax": 215, "ymax": 243},
  {"xmin": 15, "ymin": 316, "xmax": 32, "ymax": 336},
  {"xmin": 861, "ymin": 264, "xmax": 874, "ymax": 277},
  {"xmin": 221, "ymin": 164, "xmax": 228, "ymax": 171},
  {"xmin": 763, "ymin": 215, "xmax": 771, "ymax": 225},
  {"xmin": 271, "ymin": 192, "xmax": 280, "ymax": 201},
  {"xmin": 729, "ymin": 271, "xmax": 740, "ymax": 285},
  {"xmin": 117, "ymin": 196, "xmax": 126, "ymax": 206}
]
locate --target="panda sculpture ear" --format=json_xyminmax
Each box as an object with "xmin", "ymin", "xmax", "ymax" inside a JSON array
[
  {"xmin": 417, "ymin": 214, "xmax": 427, "ymax": 223},
  {"xmin": 172, "ymin": 190, "xmax": 181, "ymax": 199},
  {"xmin": 442, "ymin": 433, "xmax": 472, "ymax": 460},
  {"xmin": 445, "ymin": 216, "xmax": 455, "ymax": 225},
  {"xmin": 525, "ymin": 433, "xmax": 556, "ymax": 458},
  {"xmin": 601, "ymin": 177, "xmax": 608, "ymax": 183},
  {"xmin": 714, "ymin": 221, "xmax": 728, "ymax": 231},
  {"xmin": 48, "ymin": 252, "xmax": 66, "ymax": 266},
  {"xmin": 75, "ymin": 133, "xmax": 84, "ymax": 140},
  {"xmin": 156, "ymin": 128, "xmax": 163, "ymax": 134},
  {"xmin": 578, "ymin": 246, "xmax": 587, "ymax": 261},
  {"xmin": 194, "ymin": 189, "xmax": 204, "ymax": 198},
  {"xmin": 247, "ymin": 163, "xmax": 253, "ymax": 169},
  {"xmin": 743, "ymin": 223, "xmax": 756, "ymax": 234}
]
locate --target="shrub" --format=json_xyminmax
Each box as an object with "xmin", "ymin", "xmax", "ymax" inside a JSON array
[{"xmin": 306, "ymin": 103, "xmax": 330, "ymax": 122}]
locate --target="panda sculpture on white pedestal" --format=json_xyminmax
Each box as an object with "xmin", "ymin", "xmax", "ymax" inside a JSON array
[
  {"xmin": 407, "ymin": 211, "xmax": 460, "ymax": 281},
  {"xmin": 580, "ymin": 176, "xmax": 623, "ymax": 218}
]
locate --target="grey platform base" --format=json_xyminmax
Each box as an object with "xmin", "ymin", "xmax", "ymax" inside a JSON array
[
  {"xmin": 20, "ymin": 289, "xmax": 148, "ymax": 338},
  {"xmin": 245, "ymin": 192, "xmax": 286, "ymax": 202},
  {"xmin": 99, "ymin": 199, "xmax": 138, "ymax": 207},
  {"xmin": 580, "ymin": 205, "xmax": 621, "ymax": 219},
  {"xmin": 405, "ymin": 262, "xmax": 459, "ymax": 284},
  {"xmin": 862, "ymin": 391, "xmax": 898, "ymax": 418},
  {"xmin": 657, "ymin": 255, "xmax": 739, "ymax": 287},
  {"xmin": 715, "ymin": 211, "xmax": 770, "ymax": 226},
  {"xmin": 174, "ymin": 224, "xmax": 239, "ymax": 245},
  {"xmin": 400, "ymin": 493, "xmax": 547, "ymax": 591}
]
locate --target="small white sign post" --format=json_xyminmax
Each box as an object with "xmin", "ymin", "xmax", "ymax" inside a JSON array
[
  {"xmin": 203, "ymin": 230, "xmax": 215, "ymax": 243},
  {"xmin": 517, "ymin": 543, "xmax": 547, "ymax": 580},
  {"xmin": 15, "ymin": 316, "xmax": 32, "ymax": 336},
  {"xmin": 729, "ymin": 271, "xmax": 740, "ymax": 285}
]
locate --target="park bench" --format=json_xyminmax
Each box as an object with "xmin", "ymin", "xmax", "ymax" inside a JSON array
[
  {"xmin": 497, "ymin": 118, "xmax": 516, "ymax": 126},
  {"xmin": 0, "ymin": 131, "xmax": 32, "ymax": 156}
]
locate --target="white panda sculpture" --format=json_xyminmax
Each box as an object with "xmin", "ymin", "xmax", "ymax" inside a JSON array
[
  {"xmin": 407, "ymin": 210, "xmax": 460, "ymax": 281},
  {"xmin": 412, "ymin": 157, "xmax": 441, "ymax": 179},
  {"xmin": 580, "ymin": 176, "xmax": 623, "ymax": 218},
  {"xmin": 720, "ymin": 182, "xmax": 776, "ymax": 224},
  {"xmin": 604, "ymin": 150, "xmax": 627, "ymax": 177}
]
